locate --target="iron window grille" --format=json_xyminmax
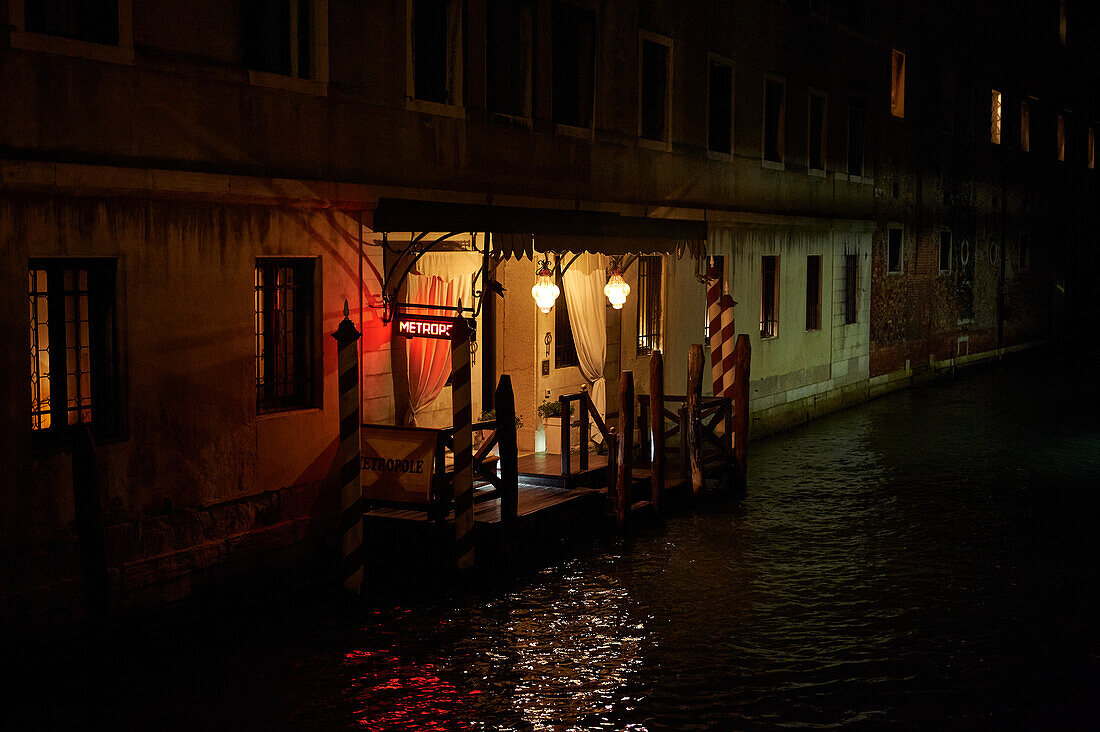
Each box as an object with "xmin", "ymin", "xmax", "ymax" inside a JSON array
[
  {"xmin": 28, "ymin": 259, "xmax": 121, "ymax": 435},
  {"xmin": 844, "ymin": 253, "xmax": 859, "ymax": 324},
  {"xmin": 256, "ymin": 259, "xmax": 317, "ymax": 413},
  {"xmin": 636, "ymin": 256, "xmax": 663, "ymax": 355},
  {"xmin": 760, "ymin": 255, "xmax": 779, "ymax": 339},
  {"xmin": 805, "ymin": 255, "xmax": 822, "ymax": 331}
]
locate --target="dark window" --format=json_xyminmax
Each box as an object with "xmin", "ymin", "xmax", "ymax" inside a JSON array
[
  {"xmin": 844, "ymin": 254, "xmax": 859, "ymax": 324},
  {"xmin": 939, "ymin": 231, "xmax": 952, "ymax": 272},
  {"xmin": 25, "ymin": 0, "xmax": 119, "ymax": 45},
  {"xmin": 840, "ymin": 0, "xmax": 866, "ymax": 33},
  {"xmin": 805, "ymin": 255, "xmax": 822, "ymax": 331},
  {"xmin": 412, "ymin": 0, "xmax": 461, "ymax": 104},
  {"xmin": 809, "ymin": 92, "xmax": 826, "ymax": 170},
  {"xmin": 810, "ymin": 0, "xmax": 827, "ymax": 17},
  {"xmin": 640, "ymin": 38, "xmax": 670, "ymax": 142},
  {"xmin": 887, "ymin": 228, "xmax": 903, "ymax": 273},
  {"xmin": 487, "ymin": 0, "xmax": 535, "ymax": 117},
  {"xmin": 554, "ymin": 271, "xmax": 579, "ymax": 368},
  {"xmin": 847, "ymin": 101, "xmax": 865, "ymax": 176},
  {"xmin": 243, "ymin": 0, "xmax": 313, "ymax": 78},
  {"xmin": 704, "ymin": 255, "xmax": 724, "ymax": 341},
  {"xmin": 708, "ymin": 61, "xmax": 733, "ymax": 154},
  {"xmin": 256, "ymin": 259, "xmax": 317, "ymax": 413},
  {"xmin": 1018, "ymin": 233, "xmax": 1030, "ymax": 270},
  {"xmin": 636, "ymin": 256, "xmax": 663, "ymax": 355},
  {"xmin": 761, "ymin": 256, "xmax": 779, "ymax": 338},
  {"xmin": 764, "ymin": 78, "xmax": 785, "ymax": 162},
  {"xmin": 28, "ymin": 260, "xmax": 121, "ymax": 436},
  {"xmin": 552, "ymin": 2, "xmax": 596, "ymax": 128}
]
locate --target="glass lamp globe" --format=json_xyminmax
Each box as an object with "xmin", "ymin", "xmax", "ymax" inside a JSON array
[
  {"xmin": 531, "ymin": 265, "xmax": 560, "ymax": 314},
  {"xmin": 604, "ymin": 270, "xmax": 630, "ymax": 309}
]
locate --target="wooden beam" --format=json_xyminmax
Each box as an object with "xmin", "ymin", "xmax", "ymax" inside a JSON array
[
  {"xmin": 687, "ymin": 344, "xmax": 705, "ymax": 497},
  {"xmin": 650, "ymin": 350, "xmax": 665, "ymax": 513}
]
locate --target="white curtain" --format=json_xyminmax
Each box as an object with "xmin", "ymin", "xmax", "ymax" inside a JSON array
[{"xmin": 562, "ymin": 253, "xmax": 607, "ymax": 441}]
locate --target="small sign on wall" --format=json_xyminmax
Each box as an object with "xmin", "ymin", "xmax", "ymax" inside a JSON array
[
  {"xmin": 542, "ymin": 359, "xmax": 550, "ymax": 376},
  {"xmin": 361, "ymin": 425, "xmax": 438, "ymax": 504}
]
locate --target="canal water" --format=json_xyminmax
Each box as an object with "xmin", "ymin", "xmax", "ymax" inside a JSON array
[{"xmin": 13, "ymin": 354, "xmax": 1100, "ymax": 730}]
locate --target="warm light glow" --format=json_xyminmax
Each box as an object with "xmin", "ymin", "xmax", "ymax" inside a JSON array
[
  {"xmin": 991, "ymin": 89, "xmax": 1002, "ymax": 145},
  {"xmin": 603, "ymin": 269, "xmax": 630, "ymax": 310},
  {"xmin": 531, "ymin": 263, "xmax": 560, "ymax": 314}
]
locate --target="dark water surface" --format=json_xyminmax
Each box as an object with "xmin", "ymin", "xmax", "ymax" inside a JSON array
[{"xmin": 13, "ymin": 355, "xmax": 1100, "ymax": 730}]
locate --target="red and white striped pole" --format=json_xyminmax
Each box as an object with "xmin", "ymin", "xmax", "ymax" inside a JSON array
[
  {"xmin": 332, "ymin": 300, "xmax": 363, "ymax": 593},
  {"xmin": 450, "ymin": 315, "xmax": 475, "ymax": 571},
  {"xmin": 706, "ymin": 262, "xmax": 724, "ymax": 396},
  {"xmin": 716, "ymin": 295, "xmax": 737, "ymax": 398}
]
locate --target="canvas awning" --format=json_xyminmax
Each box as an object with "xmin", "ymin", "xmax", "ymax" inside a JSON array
[{"xmin": 372, "ymin": 198, "xmax": 706, "ymax": 258}]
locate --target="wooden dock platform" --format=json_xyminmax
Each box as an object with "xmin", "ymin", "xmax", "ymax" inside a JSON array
[{"xmin": 516, "ymin": 451, "xmax": 609, "ymax": 489}]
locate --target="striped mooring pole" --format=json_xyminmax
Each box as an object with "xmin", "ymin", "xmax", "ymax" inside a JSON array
[
  {"xmin": 715, "ymin": 294, "xmax": 737, "ymax": 398},
  {"xmin": 706, "ymin": 262, "xmax": 724, "ymax": 397},
  {"xmin": 450, "ymin": 315, "xmax": 475, "ymax": 571},
  {"xmin": 332, "ymin": 300, "xmax": 363, "ymax": 593}
]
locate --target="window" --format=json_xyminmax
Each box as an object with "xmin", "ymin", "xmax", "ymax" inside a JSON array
[
  {"xmin": 636, "ymin": 256, "xmax": 663, "ymax": 355},
  {"xmin": 703, "ymin": 255, "xmax": 724, "ymax": 341},
  {"xmin": 1021, "ymin": 100, "xmax": 1031, "ymax": 152},
  {"xmin": 1018, "ymin": 232, "xmax": 1030, "ymax": 271},
  {"xmin": 763, "ymin": 77, "xmax": 786, "ymax": 163},
  {"xmin": 939, "ymin": 231, "xmax": 952, "ymax": 273},
  {"xmin": 843, "ymin": 253, "xmax": 859, "ymax": 325},
  {"xmin": 554, "ymin": 271, "xmax": 579, "ymax": 368},
  {"xmin": 25, "ymin": 0, "xmax": 119, "ymax": 45},
  {"xmin": 810, "ymin": 0, "xmax": 827, "ymax": 18},
  {"xmin": 256, "ymin": 259, "xmax": 317, "ymax": 413},
  {"xmin": 808, "ymin": 91, "xmax": 826, "ymax": 171},
  {"xmin": 29, "ymin": 260, "xmax": 120, "ymax": 435},
  {"xmin": 805, "ymin": 255, "xmax": 822, "ymax": 331},
  {"xmin": 887, "ymin": 227, "xmax": 903, "ymax": 274},
  {"xmin": 1057, "ymin": 114, "xmax": 1066, "ymax": 162},
  {"xmin": 410, "ymin": 0, "xmax": 462, "ymax": 106},
  {"xmin": 839, "ymin": 0, "xmax": 866, "ymax": 33},
  {"xmin": 487, "ymin": 0, "xmax": 534, "ymax": 118},
  {"xmin": 552, "ymin": 2, "xmax": 596, "ymax": 128},
  {"xmin": 891, "ymin": 50, "xmax": 906, "ymax": 118},
  {"xmin": 1089, "ymin": 127, "xmax": 1095, "ymax": 169},
  {"xmin": 991, "ymin": 89, "xmax": 1002, "ymax": 144},
  {"xmin": 639, "ymin": 35, "xmax": 672, "ymax": 142},
  {"xmin": 760, "ymin": 256, "xmax": 779, "ymax": 339},
  {"xmin": 708, "ymin": 59, "xmax": 734, "ymax": 154},
  {"xmin": 847, "ymin": 100, "xmax": 865, "ymax": 177},
  {"xmin": 243, "ymin": 0, "xmax": 316, "ymax": 78}
]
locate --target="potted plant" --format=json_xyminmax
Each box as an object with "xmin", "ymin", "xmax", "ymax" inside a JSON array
[
  {"xmin": 475, "ymin": 409, "xmax": 523, "ymax": 454},
  {"xmin": 537, "ymin": 401, "xmax": 574, "ymax": 455}
]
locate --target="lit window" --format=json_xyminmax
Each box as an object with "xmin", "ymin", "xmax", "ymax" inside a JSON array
[
  {"xmin": 809, "ymin": 91, "xmax": 826, "ymax": 171},
  {"xmin": 552, "ymin": 2, "xmax": 596, "ymax": 128},
  {"xmin": 1057, "ymin": 114, "xmax": 1066, "ymax": 162},
  {"xmin": 760, "ymin": 256, "xmax": 779, "ymax": 339},
  {"xmin": 25, "ymin": 0, "xmax": 119, "ymax": 45},
  {"xmin": 708, "ymin": 58, "xmax": 734, "ymax": 154},
  {"xmin": 939, "ymin": 231, "xmax": 952, "ymax": 273},
  {"xmin": 805, "ymin": 255, "xmax": 822, "ymax": 331},
  {"xmin": 843, "ymin": 253, "xmax": 859, "ymax": 325},
  {"xmin": 763, "ymin": 77, "xmax": 786, "ymax": 163},
  {"xmin": 887, "ymin": 228, "xmax": 903, "ymax": 274},
  {"xmin": 29, "ymin": 260, "xmax": 120, "ymax": 434},
  {"xmin": 487, "ymin": 0, "xmax": 535, "ymax": 118},
  {"xmin": 636, "ymin": 256, "xmax": 663, "ymax": 355},
  {"xmin": 1021, "ymin": 100, "xmax": 1031, "ymax": 152},
  {"xmin": 411, "ymin": 0, "xmax": 463, "ymax": 105},
  {"xmin": 244, "ymin": 0, "xmax": 318, "ymax": 79},
  {"xmin": 639, "ymin": 34, "xmax": 672, "ymax": 142},
  {"xmin": 256, "ymin": 259, "xmax": 318, "ymax": 413},
  {"xmin": 991, "ymin": 89, "xmax": 1002, "ymax": 144},
  {"xmin": 891, "ymin": 50, "xmax": 906, "ymax": 118}
]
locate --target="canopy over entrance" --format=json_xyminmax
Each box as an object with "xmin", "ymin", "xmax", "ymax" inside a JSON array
[{"xmin": 372, "ymin": 198, "xmax": 706, "ymax": 258}]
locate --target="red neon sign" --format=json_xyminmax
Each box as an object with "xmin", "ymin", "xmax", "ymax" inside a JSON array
[{"xmin": 398, "ymin": 318, "xmax": 454, "ymax": 339}]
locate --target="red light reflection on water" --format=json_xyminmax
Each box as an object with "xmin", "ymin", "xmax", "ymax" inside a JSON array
[{"xmin": 343, "ymin": 649, "xmax": 479, "ymax": 731}]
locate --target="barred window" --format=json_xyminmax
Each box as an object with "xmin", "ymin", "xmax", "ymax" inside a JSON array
[
  {"xmin": 991, "ymin": 89, "xmax": 1002, "ymax": 144},
  {"xmin": 844, "ymin": 253, "xmax": 859, "ymax": 325},
  {"xmin": 256, "ymin": 259, "xmax": 317, "ymax": 413},
  {"xmin": 805, "ymin": 255, "xmax": 822, "ymax": 331},
  {"xmin": 636, "ymin": 256, "xmax": 663, "ymax": 355},
  {"xmin": 29, "ymin": 260, "xmax": 120, "ymax": 434},
  {"xmin": 760, "ymin": 256, "xmax": 779, "ymax": 339}
]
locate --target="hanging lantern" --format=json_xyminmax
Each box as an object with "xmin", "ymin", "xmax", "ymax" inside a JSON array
[
  {"xmin": 604, "ymin": 263, "xmax": 630, "ymax": 309},
  {"xmin": 531, "ymin": 259, "xmax": 560, "ymax": 314}
]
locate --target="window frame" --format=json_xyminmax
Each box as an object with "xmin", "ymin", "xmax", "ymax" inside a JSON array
[
  {"xmin": 760, "ymin": 255, "xmax": 780, "ymax": 340},
  {"xmin": 805, "ymin": 254, "xmax": 822, "ymax": 331},
  {"xmin": 551, "ymin": 0, "xmax": 598, "ymax": 133},
  {"xmin": 242, "ymin": 0, "xmax": 330, "ymax": 94},
  {"xmin": 8, "ymin": 0, "xmax": 135, "ymax": 65},
  {"xmin": 554, "ymin": 268, "xmax": 580, "ymax": 369},
  {"xmin": 890, "ymin": 49, "xmax": 906, "ymax": 119},
  {"xmin": 28, "ymin": 257, "xmax": 124, "ymax": 439},
  {"xmin": 990, "ymin": 89, "xmax": 1002, "ymax": 144},
  {"xmin": 638, "ymin": 30, "xmax": 674, "ymax": 149},
  {"xmin": 635, "ymin": 255, "xmax": 664, "ymax": 356},
  {"xmin": 887, "ymin": 226, "xmax": 904, "ymax": 275},
  {"xmin": 255, "ymin": 257, "xmax": 322, "ymax": 416},
  {"xmin": 406, "ymin": 0, "xmax": 465, "ymax": 117},
  {"xmin": 762, "ymin": 74, "xmax": 787, "ymax": 168},
  {"xmin": 843, "ymin": 252, "xmax": 859, "ymax": 325},
  {"xmin": 486, "ymin": 0, "xmax": 536, "ymax": 121},
  {"xmin": 938, "ymin": 230, "xmax": 953, "ymax": 274},
  {"xmin": 706, "ymin": 53, "xmax": 735, "ymax": 158}
]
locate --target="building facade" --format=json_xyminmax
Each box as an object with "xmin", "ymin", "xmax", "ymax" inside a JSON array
[{"xmin": 2, "ymin": 0, "xmax": 1095, "ymax": 623}]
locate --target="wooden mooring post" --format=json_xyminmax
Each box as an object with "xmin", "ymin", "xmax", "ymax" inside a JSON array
[
  {"xmin": 649, "ymin": 351, "xmax": 665, "ymax": 512},
  {"xmin": 616, "ymin": 371, "xmax": 635, "ymax": 529},
  {"xmin": 450, "ymin": 316, "xmax": 475, "ymax": 571},
  {"xmin": 332, "ymin": 301, "xmax": 363, "ymax": 593},
  {"xmin": 732, "ymin": 334, "xmax": 751, "ymax": 491},
  {"xmin": 495, "ymin": 375, "xmax": 519, "ymax": 565},
  {"xmin": 686, "ymin": 344, "xmax": 705, "ymax": 497}
]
